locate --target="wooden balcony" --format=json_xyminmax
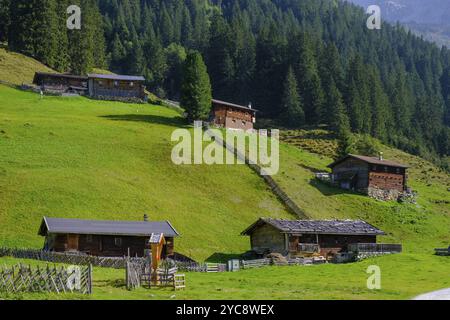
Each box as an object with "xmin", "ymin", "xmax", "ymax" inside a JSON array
[
  {"xmin": 348, "ymin": 243, "xmax": 402, "ymax": 254},
  {"xmin": 297, "ymin": 243, "xmax": 320, "ymax": 253}
]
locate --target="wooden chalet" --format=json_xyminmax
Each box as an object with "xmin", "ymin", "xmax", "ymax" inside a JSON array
[
  {"xmin": 328, "ymin": 154, "xmax": 409, "ymax": 195},
  {"xmin": 87, "ymin": 74, "xmax": 146, "ymax": 101},
  {"xmin": 242, "ymin": 218, "xmax": 387, "ymax": 258},
  {"xmin": 210, "ymin": 99, "xmax": 257, "ymax": 130},
  {"xmin": 38, "ymin": 216, "xmax": 179, "ymax": 258},
  {"xmin": 33, "ymin": 72, "xmax": 88, "ymax": 95}
]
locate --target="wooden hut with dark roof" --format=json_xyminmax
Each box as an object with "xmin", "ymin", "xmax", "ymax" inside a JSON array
[
  {"xmin": 38, "ymin": 216, "xmax": 179, "ymax": 258},
  {"xmin": 33, "ymin": 72, "xmax": 88, "ymax": 94},
  {"xmin": 210, "ymin": 99, "xmax": 257, "ymax": 130},
  {"xmin": 87, "ymin": 74, "xmax": 146, "ymax": 101},
  {"xmin": 242, "ymin": 218, "xmax": 387, "ymax": 257},
  {"xmin": 328, "ymin": 153, "xmax": 409, "ymax": 195}
]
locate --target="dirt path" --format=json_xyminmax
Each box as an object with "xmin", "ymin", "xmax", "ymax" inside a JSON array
[{"xmin": 413, "ymin": 288, "xmax": 450, "ymax": 300}]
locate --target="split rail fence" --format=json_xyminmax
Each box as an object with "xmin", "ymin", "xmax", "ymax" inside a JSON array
[
  {"xmin": 0, "ymin": 264, "xmax": 92, "ymax": 294},
  {"xmin": 0, "ymin": 247, "xmax": 144, "ymax": 269}
]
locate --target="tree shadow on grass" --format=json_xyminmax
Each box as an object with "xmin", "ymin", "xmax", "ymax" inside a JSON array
[
  {"xmin": 309, "ymin": 178, "xmax": 364, "ymax": 197},
  {"xmin": 205, "ymin": 253, "xmax": 244, "ymax": 263},
  {"xmin": 100, "ymin": 114, "xmax": 187, "ymax": 128}
]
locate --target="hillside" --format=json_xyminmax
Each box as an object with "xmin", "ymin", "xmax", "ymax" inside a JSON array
[
  {"xmin": 277, "ymin": 130, "xmax": 450, "ymax": 252},
  {"xmin": 0, "ymin": 48, "xmax": 54, "ymax": 85},
  {"xmin": 0, "ymin": 84, "xmax": 293, "ymax": 261},
  {"xmin": 1, "ymin": 83, "xmax": 449, "ymax": 261}
]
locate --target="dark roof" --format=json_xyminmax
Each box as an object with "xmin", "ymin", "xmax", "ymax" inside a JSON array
[
  {"xmin": 212, "ymin": 99, "xmax": 258, "ymax": 113},
  {"xmin": 34, "ymin": 72, "xmax": 88, "ymax": 80},
  {"xmin": 328, "ymin": 154, "xmax": 409, "ymax": 169},
  {"xmin": 241, "ymin": 218, "xmax": 385, "ymax": 236},
  {"xmin": 87, "ymin": 74, "xmax": 145, "ymax": 81},
  {"xmin": 39, "ymin": 217, "xmax": 179, "ymax": 237}
]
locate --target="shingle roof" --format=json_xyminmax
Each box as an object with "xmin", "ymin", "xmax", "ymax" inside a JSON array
[
  {"xmin": 212, "ymin": 99, "xmax": 258, "ymax": 113},
  {"xmin": 34, "ymin": 72, "xmax": 88, "ymax": 80},
  {"xmin": 87, "ymin": 74, "xmax": 145, "ymax": 81},
  {"xmin": 328, "ymin": 154, "xmax": 409, "ymax": 169},
  {"xmin": 242, "ymin": 218, "xmax": 385, "ymax": 236},
  {"xmin": 39, "ymin": 217, "xmax": 179, "ymax": 237}
]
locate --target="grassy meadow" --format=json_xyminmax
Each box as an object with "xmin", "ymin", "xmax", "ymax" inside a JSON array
[
  {"xmin": 0, "ymin": 83, "xmax": 449, "ymax": 300},
  {"xmin": 1, "ymin": 253, "xmax": 449, "ymax": 300},
  {"xmin": 0, "ymin": 84, "xmax": 292, "ymax": 261}
]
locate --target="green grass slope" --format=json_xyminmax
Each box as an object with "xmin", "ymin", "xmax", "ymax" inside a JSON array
[
  {"xmin": 0, "ymin": 85, "xmax": 292, "ymax": 261},
  {"xmin": 0, "ymin": 49, "xmax": 54, "ymax": 85}
]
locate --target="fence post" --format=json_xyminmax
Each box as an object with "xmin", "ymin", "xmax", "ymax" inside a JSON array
[{"xmin": 88, "ymin": 264, "xmax": 93, "ymax": 295}]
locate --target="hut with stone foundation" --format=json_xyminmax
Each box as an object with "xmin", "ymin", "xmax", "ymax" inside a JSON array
[
  {"xmin": 241, "ymin": 218, "xmax": 388, "ymax": 259},
  {"xmin": 328, "ymin": 154, "xmax": 409, "ymax": 200}
]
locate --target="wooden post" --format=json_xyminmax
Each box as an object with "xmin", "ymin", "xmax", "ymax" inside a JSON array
[{"xmin": 88, "ymin": 264, "xmax": 93, "ymax": 294}]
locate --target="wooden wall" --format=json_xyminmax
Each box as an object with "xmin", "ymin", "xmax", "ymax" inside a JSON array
[
  {"xmin": 212, "ymin": 104, "xmax": 255, "ymax": 130},
  {"xmin": 45, "ymin": 233, "xmax": 175, "ymax": 258},
  {"xmin": 332, "ymin": 158, "xmax": 369, "ymax": 191},
  {"xmin": 250, "ymin": 224, "xmax": 286, "ymax": 253},
  {"xmin": 89, "ymin": 79, "xmax": 145, "ymax": 99}
]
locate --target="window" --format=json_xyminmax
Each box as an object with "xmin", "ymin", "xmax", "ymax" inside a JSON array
[
  {"xmin": 396, "ymin": 168, "xmax": 401, "ymax": 174},
  {"xmin": 114, "ymin": 237, "xmax": 122, "ymax": 247},
  {"xmin": 86, "ymin": 235, "xmax": 93, "ymax": 243}
]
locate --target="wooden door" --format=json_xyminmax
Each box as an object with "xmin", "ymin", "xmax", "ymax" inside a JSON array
[{"xmin": 67, "ymin": 234, "xmax": 79, "ymax": 251}]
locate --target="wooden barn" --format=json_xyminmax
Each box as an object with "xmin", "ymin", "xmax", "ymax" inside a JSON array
[
  {"xmin": 328, "ymin": 154, "xmax": 409, "ymax": 195},
  {"xmin": 38, "ymin": 216, "xmax": 179, "ymax": 258},
  {"xmin": 87, "ymin": 74, "xmax": 146, "ymax": 101},
  {"xmin": 241, "ymin": 218, "xmax": 386, "ymax": 258},
  {"xmin": 210, "ymin": 99, "xmax": 257, "ymax": 130},
  {"xmin": 33, "ymin": 72, "xmax": 88, "ymax": 94}
]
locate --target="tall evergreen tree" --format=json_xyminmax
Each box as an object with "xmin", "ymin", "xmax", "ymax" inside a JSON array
[
  {"xmin": 180, "ymin": 51, "xmax": 212, "ymax": 122},
  {"xmin": 0, "ymin": 0, "xmax": 10, "ymax": 43},
  {"xmin": 280, "ymin": 66, "xmax": 304, "ymax": 127}
]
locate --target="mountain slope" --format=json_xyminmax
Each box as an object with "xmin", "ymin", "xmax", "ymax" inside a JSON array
[
  {"xmin": 347, "ymin": 0, "xmax": 450, "ymax": 47},
  {"xmin": 0, "ymin": 85, "xmax": 293, "ymax": 261}
]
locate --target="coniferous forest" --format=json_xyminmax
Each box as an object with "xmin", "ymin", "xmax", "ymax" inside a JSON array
[{"xmin": 0, "ymin": 0, "xmax": 449, "ymax": 168}]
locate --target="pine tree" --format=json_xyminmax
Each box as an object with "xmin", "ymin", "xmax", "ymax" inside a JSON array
[
  {"xmin": 33, "ymin": 0, "xmax": 59, "ymax": 68},
  {"xmin": 180, "ymin": 51, "xmax": 212, "ymax": 122},
  {"xmin": 207, "ymin": 13, "xmax": 235, "ymax": 101},
  {"xmin": 280, "ymin": 67, "xmax": 304, "ymax": 127},
  {"xmin": 8, "ymin": 0, "xmax": 34, "ymax": 55},
  {"xmin": 53, "ymin": 0, "xmax": 70, "ymax": 72},
  {"xmin": 0, "ymin": 0, "xmax": 10, "ymax": 43},
  {"xmin": 290, "ymin": 33, "xmax": 324, "ymax": 124}
]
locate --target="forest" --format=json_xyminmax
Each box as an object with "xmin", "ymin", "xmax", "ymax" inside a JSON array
[{"xmin": 0, "ymin": 0, "xmax": 449, "ymax": 169}]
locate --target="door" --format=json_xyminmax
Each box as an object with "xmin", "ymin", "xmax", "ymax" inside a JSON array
[{"xmin": 67, "ymin": 234, "xmax": 79, "ymax": 251}]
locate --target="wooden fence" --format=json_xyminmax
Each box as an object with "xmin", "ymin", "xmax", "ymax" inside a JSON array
[
  {"xmin": 0, "ymin": 264, "xmax": 92, "ymax": 294},
  {"xmin": 0, "ymin": 247, "xmax": 145, "ymax": 269},
  {"xmin": 241, "ymin": 258, "xmax": 271, "ymax": 269},
  {"xmin": 126, "ymin": 261, "xmax": 186, "ymax": 291},
  {"xmin": 205, "ymin": 129, "xmax": 309, "ymax": 219},
  {"xmin": 348, "ymin": 243, "xmax": 403, "ymax": 254}
]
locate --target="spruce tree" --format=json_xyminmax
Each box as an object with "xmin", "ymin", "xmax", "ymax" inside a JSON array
[
  {"xmin": 8, "ymin": 0, "xmax": 34, "ymax": 55},
  {"xmin": 180, "ymin": 52, "xmax": 212, "ymax": 122},
  {"xmin": 0, "ymin": 0, "xmax": 10, "ymax": 43},
  {"xmin": 280, "ymin": 67, "xmax": 304, "ymax": 127}
]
